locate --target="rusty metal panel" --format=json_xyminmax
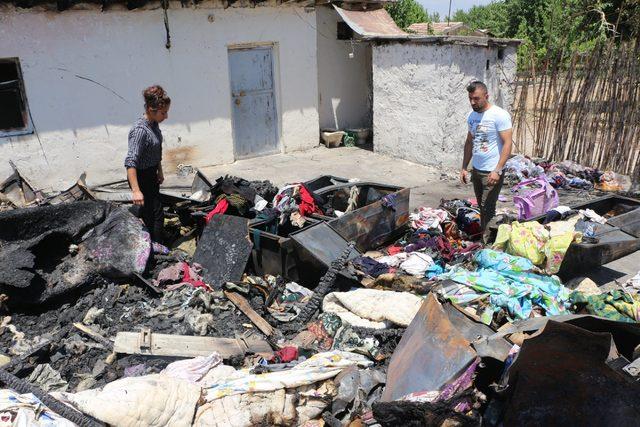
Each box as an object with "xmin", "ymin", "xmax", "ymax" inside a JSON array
[
  {"xmin": 443, "ymin": 303, "xmax": 512, "ymax": 361},
  {"xmin": 333, "ymin": 5, "xmax": 407, "ymax": 37},
  {"xmin": 328, "ymin": 187, "xmax": 409, "ymax": 252},
  {"xmin": 382, "ymin": 294, "xmax": 476, "ymax": 401},
  {"xmin": 501, "ymin": 321, "xmax": 640, "ymax": 426},
  {"xmin": 487, "ymin": 314, "xmax": 640, "ymax": 361}
]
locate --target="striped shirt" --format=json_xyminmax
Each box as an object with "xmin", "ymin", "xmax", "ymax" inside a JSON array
[{"xmin": 124, "ymin": 116, "xmax": 163, "ymax": 170}]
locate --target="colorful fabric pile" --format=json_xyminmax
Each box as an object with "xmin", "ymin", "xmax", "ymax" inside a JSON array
[
  {"xmin": 504, "ymin": 156, "xmax": 631, "ymax": 192},
  {"xmin": 409, "ymin": 207, "xmax": 450, "ymax": 232},
  {"xmin": 493, "ymin": 216, "xmax": 581, "ymax": 274},
  {"xmin": 570, "ymin": 290, "xmax": 640, "ymax": 323},
  {"xmin": 437, "ymin": 249, "xmax": 572, "ymax": 324}
]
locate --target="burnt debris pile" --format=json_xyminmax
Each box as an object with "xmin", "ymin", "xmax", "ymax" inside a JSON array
[{"xmin": 1, "ymin": 165, "xmax": 640, "ymax": 426}]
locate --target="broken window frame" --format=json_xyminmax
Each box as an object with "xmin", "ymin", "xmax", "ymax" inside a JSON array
[{"xmin": 0, "ymin": 57, "xmax": 34, "ymax": 138}]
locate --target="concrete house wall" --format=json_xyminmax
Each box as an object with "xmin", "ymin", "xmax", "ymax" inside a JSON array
[
  {"xmin": 316, "ymin": 5, "xmax": 372, "ymax": 132},
  {"xmin": 0, "ymin": 3, "xmax": 319, "ymax": 189},
  {"xmin": 372, "ymin": 42, "xmax": 518, "ymax": 168}
]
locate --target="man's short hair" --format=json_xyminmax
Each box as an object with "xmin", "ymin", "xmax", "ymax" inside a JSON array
[{"xmin": 467, "ymin": 81, "xmax": 488, "ymax": 94}]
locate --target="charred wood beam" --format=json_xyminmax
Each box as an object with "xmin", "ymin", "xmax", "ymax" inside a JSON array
[
  {"xmin": 101, "ymin": 0, "xmax": 113, "ymax": 11},
  {"xmin": 126, "ymin": 0, "xmax": 147, "ymax": 10},
  {"xmin": 296, "ymin": 241, "xmax": 355, "ymax": 325},
  {"xmin": 15, "ymin": 0, "xmax": 35, "ymax": 8},
  {"xmin": 57, "ymin": 0, "xmax": 71, "ymax": 11},
  {"xmin": 2, "ymin": 325, "xmax": 73, "ymax": 376}
]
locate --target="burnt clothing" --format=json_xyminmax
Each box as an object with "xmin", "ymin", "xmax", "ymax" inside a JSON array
[
  {"xmin": 133, "ymin": 167, "xmax": 164, "ymax": 243},
  {"xmin": 124, "ymin": 116, "xmax": 163, "ymax": 170}
]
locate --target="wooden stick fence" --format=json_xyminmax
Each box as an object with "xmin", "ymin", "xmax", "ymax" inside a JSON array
[{"xmin": 513, "ymin": 39, "xmax": 640, "ymax": 179}]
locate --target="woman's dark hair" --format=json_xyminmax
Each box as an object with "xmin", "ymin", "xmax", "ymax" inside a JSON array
[{"xmin": 143, "ymin": 85, "xmax": 171, "ymax": 110}]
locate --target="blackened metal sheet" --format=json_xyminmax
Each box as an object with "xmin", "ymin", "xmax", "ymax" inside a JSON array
[
  {"xmin": 328, "ymin": 187, "xmax": 410, "ymax": 252},
  {"xmin": 303, "ymin": 175, "xmax": 349, "ymax": 193},
  {"xmin": 0, "ymin": 161, "xmax": 39, "ymax": 207},
  {"xmin": 558, "ymin": 233, "xmax": 640, "ymax": 280},
  {"xmin": 608, "ymin": 207, "xmax": 640, "ymax": 238},
  {"xmin": 290, "ymin": 222, "xmax": 360, "ymax": 268},
  {"xmin": 488, "ymin": 314, "xmax": 640, "ymax": 361},
  {"xmin": 194, "ymin": 214, "xmax": 252, "ymax": 288},
  {"xmin": 558, "ymin": 194, "xmax": 640, "ymax": 216},
  {"xmin": 45, "ymin": 173, "xmax": 94, "ymax": 205},
  {"xmin": 248, "ymin": 218, "xmax": 322, "ymax": 281},
  {"xmin": 443, "ymin": 304, "xmax": 512, "ymax": 361},
  {"xmin": 192, "ymin": 169, "xmax": 216, "ymax": 191},
  {"xmin": 382, "ymin": 294, "xmax": 476, "ymax": 401},
  {"xmin": 502, "ymin": 321, "xmax": 640, "ymax": 426}
]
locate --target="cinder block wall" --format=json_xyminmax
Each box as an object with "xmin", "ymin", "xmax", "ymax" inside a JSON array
[{"xmin": 372, "ymin": 42, "xmax": 517, "ymax": 169}]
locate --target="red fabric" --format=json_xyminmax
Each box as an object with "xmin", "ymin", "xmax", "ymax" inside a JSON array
[
  {"xmin": 387, "ymin": 245, "xmax": 404, "ymax": 255},
  {"xmin": 205, "ymin": 198, "xmax": 229, "ymax": 224},
  {"xmin": 181, "ymin": 262, "xmax": 210, "ymax": 290},
  {"xmin": 433, "ymin": 235, "xmax": 455, "ymax": 262},
  {"xmin": 307, "ymin": 321, "xmax": 333, "ymax": 350},
  {"xmin": 298, "ymin": 185, "xmax": 322, "ymax": 217},
  {"xmin": 269, "ymin": 346, "xmax": 299, "ymax": 363}
]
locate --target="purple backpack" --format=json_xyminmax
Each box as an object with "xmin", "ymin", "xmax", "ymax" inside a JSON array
[{"xmin": 512, "ymin": 176, "xmax": 559, "ymax": 221}]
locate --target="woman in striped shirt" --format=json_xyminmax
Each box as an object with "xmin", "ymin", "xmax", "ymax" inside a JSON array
[{"xmin": 124, "ymin": 85, "xmax": 171, "ymax": 243}]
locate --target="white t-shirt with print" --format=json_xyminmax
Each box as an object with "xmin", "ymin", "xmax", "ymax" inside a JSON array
[{"xmin": 467, "ymin": 105, "xmax": 512, "ymax": 172}]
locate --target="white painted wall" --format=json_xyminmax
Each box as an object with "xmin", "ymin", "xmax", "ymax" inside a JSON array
[
  {"xmin": 316, "ymin": 5, "xmax": 371, "ymax": 131},
  {"xmin": 372, "ymin": 42, "xmax": 518, "ymax": 168},
  {"xmin": 0, "ymin": 4, "xmax": 318, "ymax": 189}
]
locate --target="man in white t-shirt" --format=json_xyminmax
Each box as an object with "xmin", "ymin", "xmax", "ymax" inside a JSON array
[{"xmin": 460, "ymin": 81, "xmax": 513, "ymax": 241}]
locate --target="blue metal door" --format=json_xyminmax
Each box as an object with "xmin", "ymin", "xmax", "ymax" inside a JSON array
[{"xmin": 228, "ymin": 46, "xmax": 279, "ymax": 159}]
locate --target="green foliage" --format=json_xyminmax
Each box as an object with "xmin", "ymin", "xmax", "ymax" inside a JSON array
[
  {"xmin": 452, "ymin": 0, "xmax": 639, "ymax": 68},
  {"xmin": 452, "ymin": 2, "xmax": 510, "ymax": 37},
  {"xmin": 385, "ymin": 0, "xmax": 429, "ymax": 29}
]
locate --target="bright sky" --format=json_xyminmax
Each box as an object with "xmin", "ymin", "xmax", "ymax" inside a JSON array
[{"xmin": 417, "ymin": 0, "xmax": 495, "ymax": 19}]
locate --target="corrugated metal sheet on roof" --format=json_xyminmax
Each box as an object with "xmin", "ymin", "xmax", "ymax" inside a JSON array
[{"xmin": 333, "ymin": 5, "xmax": 406, "ymax": 37}]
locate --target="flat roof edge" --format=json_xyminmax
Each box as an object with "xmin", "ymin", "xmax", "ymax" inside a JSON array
[{"xmin": 364, "ymin": 35, "xmax": 523, "ymax": 46}]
